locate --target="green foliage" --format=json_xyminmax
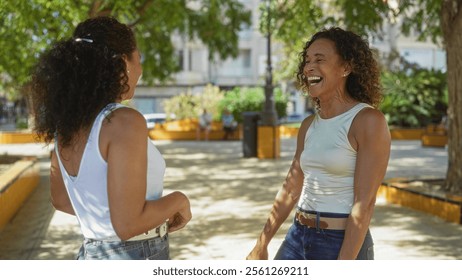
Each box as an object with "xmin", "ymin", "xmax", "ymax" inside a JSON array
[
  {"xmin": 195, "ymin": 84, "xmax": 226, "ymax": 120},
  {"xmin": 163, "ymin": 84, "xmax": 225, "ymax": 120},
  {"xmin": 262, "ymin": 0, "xmax": 325, "ymax": 83},
  {"xmin": 260, "ymin": 0, "xmax": 324, "ymax": 40},
  {"xmin": 398, "ymin": 0, "xmax": 442, "ymax": 44},
  {"xmin": 163, "ymin": 93, "xmax": 199, "ymax": 120},
  {"xmin": 266, "ymin": 0, "xmax": 394, "ymax": 84},
  {"xmin": 15, "ymin": 117, "xmax": 29, "ymax": 129},
  {"xmin": 331, "ymin": 0, "xmax": 390, "ymax": 39},
  {"xmin": 0, "ymin": 0, "xmax": 86, "ymax": 97},
  {"xmin": 267, "ymin": 0, "xmax": 443, "ymax": 85},
  {"xmin": 218, "ymin": 87, "xmax": 288, "ymax": 123},
  {"xmin": 0, "ymin": 0, "xmax": 251, "ymax": 96},
  {"xmin": 380, "ymin": 68, "xmax": 448, "ymax": 128}
]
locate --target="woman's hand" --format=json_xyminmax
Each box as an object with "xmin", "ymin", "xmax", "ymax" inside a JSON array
[
  {"xmin": 246, "ymin": 244, "xmax": 268, "ymax": 260},
  {"xmin": 168, "ymin": 207, "xmax": 192, "ymax": 233}
]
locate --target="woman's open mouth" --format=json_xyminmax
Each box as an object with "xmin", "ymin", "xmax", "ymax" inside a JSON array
[{"xmin": 308, "ymin": 76, "xmax": 323, "ymax": 86}]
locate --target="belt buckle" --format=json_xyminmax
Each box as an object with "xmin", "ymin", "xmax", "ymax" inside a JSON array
[
  {"xmin": 298, "ymin": 211, "xmax": 313, "ymax": 220},
  {"xmin": 156, "ymin": 222, "xmax": 168, "ymax": 237}
]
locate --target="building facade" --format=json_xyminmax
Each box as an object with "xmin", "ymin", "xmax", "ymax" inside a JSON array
[
  {"xmin": 133, "ymin": 0, "xmax": 279, "ymax": 115},
  {"xmin": 133, "ymin": 1, "xmax": 446, "ymax": 120}
]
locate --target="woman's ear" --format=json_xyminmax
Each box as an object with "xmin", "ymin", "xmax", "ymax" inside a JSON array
[
  {"xmin": 121, "ymin": 54, "xmax": 129, "ymax": 74},
  {"xmin": 341, "ymin": 63, "xmax": 352, "ymax": 77},
  {"xmin": 344, "ymin": 63, "xmax": 352, "ymax": 76}
]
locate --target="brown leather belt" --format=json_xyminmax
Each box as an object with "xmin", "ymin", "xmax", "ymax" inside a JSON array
[{"xmin": 295, "ymin": 211, "xmax": 348, "ymax": 230}]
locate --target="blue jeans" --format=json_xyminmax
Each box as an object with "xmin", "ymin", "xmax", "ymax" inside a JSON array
[
  {"xmin": 76, "ymin": 234, "xmax": 169, "ymax": 260},
  {"xmin": 274, "ymin": 215, "xmax": 374, "ymax": 260}
]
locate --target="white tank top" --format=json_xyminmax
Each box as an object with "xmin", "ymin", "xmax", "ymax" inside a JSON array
[
  {"xmin": 298, "ymin": 103, "xmax": 372, "ymax": 214},
  {"xmin": 56, "ymin": 103, "xmax": 166, "ymax": 240}
]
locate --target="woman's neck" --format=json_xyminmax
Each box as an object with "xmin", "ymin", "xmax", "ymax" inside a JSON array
[{"xmin": 318, "ymin": 95, "xmax": 358, "ymax": 119}]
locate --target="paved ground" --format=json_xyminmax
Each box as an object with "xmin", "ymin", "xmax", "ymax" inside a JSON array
[{"xmin": 0, "ymin": 138, "xmax": 461, "ymax": 260}]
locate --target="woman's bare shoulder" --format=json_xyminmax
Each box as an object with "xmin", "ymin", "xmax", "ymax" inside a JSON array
[
  {"xmin": 103, "ymin": 106, "xmax": 146, "ymax": 131},
  {"xmin": 352, "ymin": 107, "xmax": 390, "ymax": 141},
  {"xmin": 100, "ymin": 106, "xmax": 148, "ymax": 150},
  {"xmin": 355, "ymin": 107, "xmax": 388, "ymax": 128},
  {"xmin": 294, "ymin": 114, "xmax": 316, "ymax": 154},
  {"xmin": 298, "ymin": 114, "xmax": 315, "ymax": 136}
]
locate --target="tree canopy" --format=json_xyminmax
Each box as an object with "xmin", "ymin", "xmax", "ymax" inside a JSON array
[
  {"xmin": 266, "ymin": 0, "xmax": 444, "ymax": 82},
  {"xmin": 0, "ymin": 0, "xmax": 251, "ymax": 99}
]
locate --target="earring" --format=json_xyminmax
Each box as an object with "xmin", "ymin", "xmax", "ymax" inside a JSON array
[
  {"xmin": 127, "ymin": 69, "xmax": 130, "ymax": 74},
  {"xmin": 342, "ymin": 72, "xmax": 348, "ymax": 77}
]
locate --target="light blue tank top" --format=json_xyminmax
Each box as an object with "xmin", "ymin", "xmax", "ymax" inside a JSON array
[
  {"xmin": 56, "ymin": 103, "xmax": 165, "ymax": 240},
  {"xmin": 298, "ymin": 103, "xmax": 372, "ymax": 214}
]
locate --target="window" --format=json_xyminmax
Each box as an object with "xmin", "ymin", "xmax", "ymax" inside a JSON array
[
  {"xmin": 177, "ymin": 50, "xmax": 184, "ymax": 70},
  {"xmin": 242, "ymin": 49, "xmax": 251, "ymax": 68}
]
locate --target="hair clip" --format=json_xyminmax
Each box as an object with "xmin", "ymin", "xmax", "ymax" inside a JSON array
[{"xmin": 74, "ymin": 38, "xmax": 93, "ymax": 43}]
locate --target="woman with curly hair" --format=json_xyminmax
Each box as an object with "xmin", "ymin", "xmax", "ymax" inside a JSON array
[
  {"xmin": 31, "ymin": 16, "xmax": 191, "ymax": 260},
  {"xmin": 247, "ymin": 27, "xmax": 390, "ymax": 260}
]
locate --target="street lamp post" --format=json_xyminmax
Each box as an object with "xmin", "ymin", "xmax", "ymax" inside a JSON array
[{"xmin": 260, "ymin": 0, "xmax": 278, "ymax": 126}]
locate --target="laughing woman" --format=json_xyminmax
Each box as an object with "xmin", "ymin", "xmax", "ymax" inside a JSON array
[{"xmin": 247, "ymin": 27, "xmax": 390, "ymax": 260}]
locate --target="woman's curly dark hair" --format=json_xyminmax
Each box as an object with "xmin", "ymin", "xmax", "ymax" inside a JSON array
[
  {"xmin": 296, "ymin": 27, "xmax": 382, "ymax": 108},
  {"xmin": 31, "ymin": 16, "xmax": 137, "ymax": 146}
]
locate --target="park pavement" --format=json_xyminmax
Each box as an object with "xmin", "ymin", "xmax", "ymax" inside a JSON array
[{"xmin": 0, "ymin": 138, "xmax": 461, "ymax": 260}]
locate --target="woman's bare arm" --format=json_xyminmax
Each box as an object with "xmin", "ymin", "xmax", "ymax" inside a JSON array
[
  {"xmin": 246, "ymin": 115, "xmax": 314, "ymax": 259},
  {"xmin": 104, "ymin": 108, "xmax": 191, "ymax": 240},
  {"xmin": 338, "ymin": 108, "xmax": 390, "ymax": 259}
]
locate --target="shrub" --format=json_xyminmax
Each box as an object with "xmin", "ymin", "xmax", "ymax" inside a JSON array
[
  {"xmin": 15, "ymin": 117, "xmax": 28, "ymax": 129},
  {"xmin": 162, "ymin": 85, "xmax": 289, "ymax": 123},
  {"xmin": 163, "ymin": 84, "xmax": 225, "ymax": 120},
  {"xmin": 380, "ymin": 68, "xmax": 447, "ymax": 128},
  {"xmin": 218, "ymin": 87, "xmax": 288, "ymax": 123}
]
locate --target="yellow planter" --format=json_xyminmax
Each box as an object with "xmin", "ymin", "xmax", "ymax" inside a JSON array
[
  {"xmin": 389, "ymin": 128, "xmax": 424, "ymax": 140},
  {"xmin": 257, "ymin": 126, "xmax": 280, "ymax": 159},
  {"xmin": 421, "ymin": 134, "xmax": 448, "ymax": 147},
  {"xmin": 0, "ymin": 131, "xmax": 45, "ymax": 144},
  {"xmin": 377, "ymin": 183, "xmax": 461, "ymax": 224},
  {"xmin": 149, "ymin": 119, "xmax": 241, "ymax": 141},
  {"xmin": 0, "ymin": 158, "xmax": 39, "ymax": 230},
  {"xmin": 279, "ymin": 126, "xmax": 299, "ymax": 138}
]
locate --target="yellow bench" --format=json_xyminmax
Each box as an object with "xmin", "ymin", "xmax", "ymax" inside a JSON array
[
  {"xmin": 148, "ymin": 119, "xmax": 241, "ymax": 141},
  {"xmin": 421, "ymin": 124, "xmax": 447, "ymax": 147}
]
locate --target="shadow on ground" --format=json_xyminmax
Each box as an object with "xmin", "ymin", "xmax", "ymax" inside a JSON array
[
  {"xmin": 159, "ymin": 140, "xmax": 295, "ymax": 259},
  {"xmin": 1, "ymin": 139, "xmax": 460, "ymax": 260},
  {"xmin": 371, "ymin": 203, "xmax": 462, "ymax": 259}
]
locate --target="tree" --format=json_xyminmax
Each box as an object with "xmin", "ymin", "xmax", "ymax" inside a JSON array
[
  {"xmin": 374, "ymin": 0, "xmax": 462, "ymax": 195},
  {"xmin": 438, "ymin": 0, "xmax": 462, "ymax": 195},
  {"xmin": 267, "ymin": 0, "xmax": 462, "ymax": 194},
  {"xmin": 0, "ymin": 0, "xmax": 251, "ymax": 98}
]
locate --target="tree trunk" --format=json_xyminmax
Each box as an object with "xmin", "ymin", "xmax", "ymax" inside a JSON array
[{"xmin": 441, "ymin": 1, "xmax": 462, "ymax": 195}]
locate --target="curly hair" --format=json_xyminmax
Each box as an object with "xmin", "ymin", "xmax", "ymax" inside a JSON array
[
  {"xmin": 296, "ymin": 27, "xmax": 382, "ymax": 108},
  {"xmin": 31, "ymin": 16, "xmax": 137, "ymax": 146}
]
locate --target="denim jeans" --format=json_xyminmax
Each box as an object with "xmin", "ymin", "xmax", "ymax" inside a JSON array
[
  {"xmin": 76, "ymin": 234, "xmax": 169, "ymax": 260},
  {"xmin": 274, "ymin": 215, "xmax": 374, "ymax": 260}
]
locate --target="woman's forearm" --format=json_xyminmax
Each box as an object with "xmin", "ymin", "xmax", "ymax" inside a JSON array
[
  {"xmin": 256, "ymin": 184, "xmax": 299, "ymax": 247},
  {"xmin": 112, "ymin": 191, "xmax": 190, "ymax": 240},
  {"xmin": 338, "ymin": 200, "xmax": 375, "ymax": 259}
]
